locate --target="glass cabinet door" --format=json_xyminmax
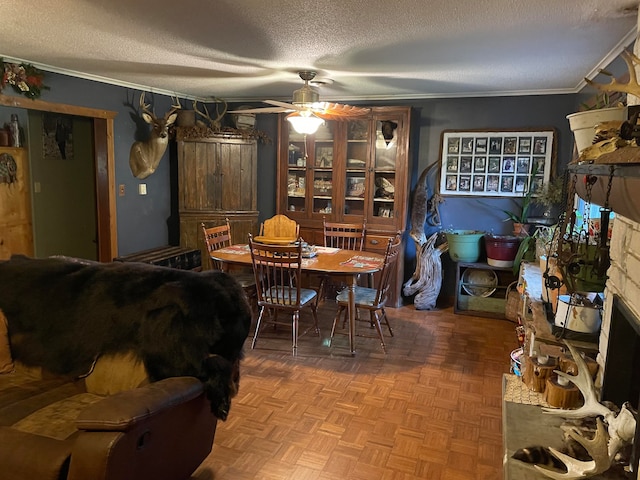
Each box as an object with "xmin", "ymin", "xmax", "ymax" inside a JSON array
[
  {"xmin": 344, "ymin": 119, "xmax": 370, "ymax": 219},
  {"xmin": 285, "ymin": 122, "xmax": 335, "ymax": 217},
  {"xmin": 372, "ymin": 119, "xmax": 399, "ymax": 221},
  {"xmin": 285, "ymin": 130, "xmax": 308, "ymax": 214},
  {"xmin": 310, "ymin": 122, "xmax": 335, "ymax": 217}
]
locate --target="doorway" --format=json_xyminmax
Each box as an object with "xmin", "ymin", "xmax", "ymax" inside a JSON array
[{"xmin": 0, "ymin": 94, "xmax": 117, "ymax": 262}]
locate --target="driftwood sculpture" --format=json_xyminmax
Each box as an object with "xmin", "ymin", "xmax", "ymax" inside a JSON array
[
  {"xmin": 403, "ymin": 164, "xmax": 447, "ymax": 310},
  {"xmin": 403, "ymin": 232, "xmax": 447, "ymax": 310}
]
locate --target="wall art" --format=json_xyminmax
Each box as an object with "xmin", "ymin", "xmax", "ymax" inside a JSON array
[{"xmin": 439, "ymin": 129, "xmax": 555, "ymax": 197}]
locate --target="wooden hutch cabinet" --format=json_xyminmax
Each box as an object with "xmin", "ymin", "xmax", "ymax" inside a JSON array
[
  {"xmin": 177, "ymin": 133, "xmax": 258, "ymax": 266},
  {"xmin": 277, "ymin": 106, "xmax": 411, "ymax": 306}
]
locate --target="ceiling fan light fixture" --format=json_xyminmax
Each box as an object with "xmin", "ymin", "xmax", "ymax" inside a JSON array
[{"xmin": 286, "ymin": 111, "xmax": 324, "ymax": 134}]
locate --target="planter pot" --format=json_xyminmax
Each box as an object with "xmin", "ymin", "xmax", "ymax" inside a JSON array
[
  {"xmin": 445, "ymin": 230, "xmax": 484, "ymax": 262},
  {"xmin": 485, "ymin": 235, "xmax": 522, "ymax": 268},
  {"xmin": 566, "ymin": 106, "xmax": 627, "ymax": 154}
]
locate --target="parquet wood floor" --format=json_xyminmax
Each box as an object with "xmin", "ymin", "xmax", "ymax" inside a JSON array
[{"xmin": 191, "ymin": 302, "xmax": 517, "ymax": 480}]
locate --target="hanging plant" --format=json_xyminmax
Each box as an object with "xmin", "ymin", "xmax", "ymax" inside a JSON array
[{"xmin": 0, "ymin": 59, "xmax": 49, "ymax": 99}]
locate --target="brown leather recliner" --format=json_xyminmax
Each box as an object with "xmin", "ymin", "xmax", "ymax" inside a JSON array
[{"xmin": 0, "ymin": 351, "xmax": 217, "ymax": 480}]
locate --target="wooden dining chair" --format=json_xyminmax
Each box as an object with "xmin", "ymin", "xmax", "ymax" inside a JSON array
[
  {"xmin": 330, "ymin": 233, "xmax": 402, "ymax": 353},
  {"xmin": 248, "ymin": 235, "xmax": 320, "ymax": 355},
  {"xmin": 259, "ymin": 214, "xmax": 299, "ymax": 239},
  {"xmin": 317, "ymin": 218, "xmax": 367, "ymax": 302},
  {"xmin": 201, "ymin": 221, "xmax": 257, "ymax": 309}
]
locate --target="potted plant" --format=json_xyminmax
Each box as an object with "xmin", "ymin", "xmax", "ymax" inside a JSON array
[
  {"xmin": 500, "ymin": 163, "xmax": 540, "ymax": 236},
  {"xmin": 566, "ymin": 86, "xmax": 627, "ymax": 154},
  {"xmin": 530, "ymin": 175, "xmax": 565, "ymax": 224}
]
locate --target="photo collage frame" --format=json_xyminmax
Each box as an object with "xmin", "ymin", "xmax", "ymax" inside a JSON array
[{"xmin": 439, "ymin": 130, "xmax": 554, "ymax": 197}]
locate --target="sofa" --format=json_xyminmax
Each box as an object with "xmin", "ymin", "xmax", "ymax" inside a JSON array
[{"xmin": 0, "ymin": 255, "xmax": 252, "ymax": 480}]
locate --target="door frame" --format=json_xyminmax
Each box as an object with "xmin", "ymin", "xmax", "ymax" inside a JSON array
[{"xmin": 0, "ymin": 94, "xmax": 117, "ymax": 261}]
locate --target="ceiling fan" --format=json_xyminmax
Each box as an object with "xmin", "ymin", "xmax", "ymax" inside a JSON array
[{"xmin": 229, "ymin": 71, "xmax": 370, "ymax": 134}]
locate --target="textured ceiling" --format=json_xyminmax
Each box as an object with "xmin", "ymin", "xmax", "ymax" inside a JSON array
[{"xmin": 0, "ymin": 0, "xmax": 638, "ymax": 102}]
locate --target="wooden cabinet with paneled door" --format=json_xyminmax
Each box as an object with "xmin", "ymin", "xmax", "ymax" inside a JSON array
[
  {"xmin": 277, "ymin": 106, "xmax": 411, "ymax": 306},
  {"xmin": 177, "ymin": 133, "xmax": 259, "ymax": 267},
  {"xmin": 0, "ymin": 147, "xmax": 33, "ymax": 260}
]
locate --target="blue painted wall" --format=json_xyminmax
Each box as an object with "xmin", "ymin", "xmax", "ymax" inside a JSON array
[{"xmin": 2, "ymin": 70, "xmax": 583, "ymax": 300}]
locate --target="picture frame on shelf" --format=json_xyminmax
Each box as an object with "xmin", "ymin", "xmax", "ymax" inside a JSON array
[
  {"xmin": 439, "ymin": 129, "xmax": 555, "ymax": 197},
  {"xmin": 315, "ymin": 146, "xmax": 333, "ymax": 167},
  {"xmin": 346, "ymin": 176, "xmax": 365, "ymax": 198}
]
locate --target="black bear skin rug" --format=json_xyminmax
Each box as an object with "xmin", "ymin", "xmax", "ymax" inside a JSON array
[{"xmin": 0, "ymin": 254, "xmax": 251, "ymax": 420}]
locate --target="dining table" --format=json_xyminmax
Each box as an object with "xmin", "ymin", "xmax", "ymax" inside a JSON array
[{"xmin": 209, "ymin": 244, "xmax": 385, "ymax": 355}]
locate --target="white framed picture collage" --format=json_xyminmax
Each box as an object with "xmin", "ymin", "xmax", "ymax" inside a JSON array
[{"xmin": 439, "ymin": 129, "xmax": 555, "ymax": 197}]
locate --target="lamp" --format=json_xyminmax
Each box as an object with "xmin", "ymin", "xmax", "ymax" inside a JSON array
[{"xmin": 286, "ymin": 111, "xmax": 324, "ymax": 135}]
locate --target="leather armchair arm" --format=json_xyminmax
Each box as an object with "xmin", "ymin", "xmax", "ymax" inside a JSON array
[{"xmin": 75, "ymin": 376, "xmax": 205, "ymax": 432}]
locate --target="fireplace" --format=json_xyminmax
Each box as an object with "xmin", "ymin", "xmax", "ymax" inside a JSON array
[
  {"xmin": 585, "ymin": 208, "xmax": 640, "ymax": 479},
  {"xmin": 600, "ymin": 296, "xmax": 640, "ymax": 477}
]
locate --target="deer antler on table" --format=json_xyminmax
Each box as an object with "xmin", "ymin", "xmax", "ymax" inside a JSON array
[{"xmin": 524, "ymin": 342, "xmax": 636, "ymax": 479}]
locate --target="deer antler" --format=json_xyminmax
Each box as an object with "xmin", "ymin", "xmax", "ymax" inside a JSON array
[
  {"xmin": 139, "ymin": 91, "xmax": 156, "ymax": 118},
  {"xmin": 542, "ymin": 343, "xmax": 612, "ymax": 420},
  {"xmin": 534, "ymin": 418, "xmax": 611, "ymax": 479},
  {"xmin": 585, "ymin": 50, "xmax": 640, "ymax": 100},
  {"xmin": 193, "ymin": 98, "xmax": 227, "ymax": 131},
  {"xmin": 165, "ymin": 96, "xmax": 182, "ymax": 119},
  {"xmin": 530, "ymin": 342, "xmax": 637, "ymax": 479}
]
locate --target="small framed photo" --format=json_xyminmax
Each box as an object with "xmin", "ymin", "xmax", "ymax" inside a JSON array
[
  {"xmin": 473, "ymin": 156, "xmax": 486, "ymax": 172},
  {"xmin": 446, "ymin": 175, "xmax": 457, "ymax": 191},
  {"xmin": 488, "ymin": 157, "xmax": 501, "ymax": 173},
  {"xmin": 315, "ymin": 146, "xmax": 333, "ymax": 167},
  {"xmin": 460, "ymin": 157, "xmax": 472, "ymax": 173},
  {"xmin": 504, "ymin": 137, "xmax": 517, "ymax": 154},
  {"xmin": 501, "ymin": 176, "xmax": 514, "ymax": 192},
  {"xmin": 516, "ymin": 157, "xmax": 530, "ymax": 174},
  {"xmin": 461, "ymin": 138, "xmax": 474, "ymax": 153},
  {"xmin": 459, "ymin": 175, "xmax": 471, "ymax": 192},
  {"xmin": 502, "ymin": 157, "xmax": 515, "ymax": 173},
  {"xmin": 346, "ymin": 177, "xmax": 365, "ymax": 197},
  {"xmin": 475, "ymin": 138, "xmax": 488, "ymax": 154},
  {"xmin": 518, "ymin": 137, "xmax": 532, "ymax": 154},
  {"xmin": 447, "ymin": 137, "xmax": 460, "ymax": 154},
  {"xmin": 489, "ymin": 137, "xmax": 503, "ymax": 154},
  {"xmin": 447, "ymin": 156, "xmax": 459, "ymax": 172},
  {"xmin": 487, "ymin": 175, "xmax": 499, "ymax": 192},
  {"xmin": 533, "ymin": 137, "xmax": 547, "ymax": 154},
  {"xmin": 472, "ymin": 175, "xmax": 485, "ymax": 192}
]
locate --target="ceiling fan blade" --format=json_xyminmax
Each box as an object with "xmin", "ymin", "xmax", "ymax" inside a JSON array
[
  {"xmin": 310, "ymin": 102, "xmax": 371, "ymax": 120},
  {"xmin": 264, "ymin": 100, "xmax": 303, "ymax": 111},
  {"xmin": 228, "ymin": 107, "xmax": 290, "ymax": 114}
]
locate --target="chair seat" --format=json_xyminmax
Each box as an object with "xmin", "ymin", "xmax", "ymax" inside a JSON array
[
  {"xmin": 265, "ymin": 286, "xmax": 317, "ymax": 306},
  {"xmin": 336, "ymin": 286, "xmax": 378, "ymax": 307}
]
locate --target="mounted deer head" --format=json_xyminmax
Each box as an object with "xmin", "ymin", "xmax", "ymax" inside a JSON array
[
  {"xmin": 193, "ymin": 98, "xmax": 227, "ymax": 131},
  {"xmin": 129, "ymin": 93, "xmax": 180, "ymax": 179}
]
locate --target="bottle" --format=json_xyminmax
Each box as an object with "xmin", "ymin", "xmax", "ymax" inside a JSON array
[{"xmin": 9, "ymin": 114, "xmax": 20, "ymax": 148}]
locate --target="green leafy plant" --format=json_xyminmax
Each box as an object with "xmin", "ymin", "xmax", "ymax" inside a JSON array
[
  {"xmin": 501, "ymin": 164, "xmax": 540, "ymax": 225},
  {"xmin": 532, "ymin": 175, "xmax": 564, "ymax": 209}
]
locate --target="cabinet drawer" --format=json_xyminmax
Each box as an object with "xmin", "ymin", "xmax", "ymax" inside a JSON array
[{"xmin": 365, "ymin": 235, "xmax": 392, "ymax": 253}]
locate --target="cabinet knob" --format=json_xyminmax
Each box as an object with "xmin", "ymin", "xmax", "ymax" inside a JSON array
[{"xmin": 370, "ymin": 239, "xmax": 379, "ymax": 245}]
